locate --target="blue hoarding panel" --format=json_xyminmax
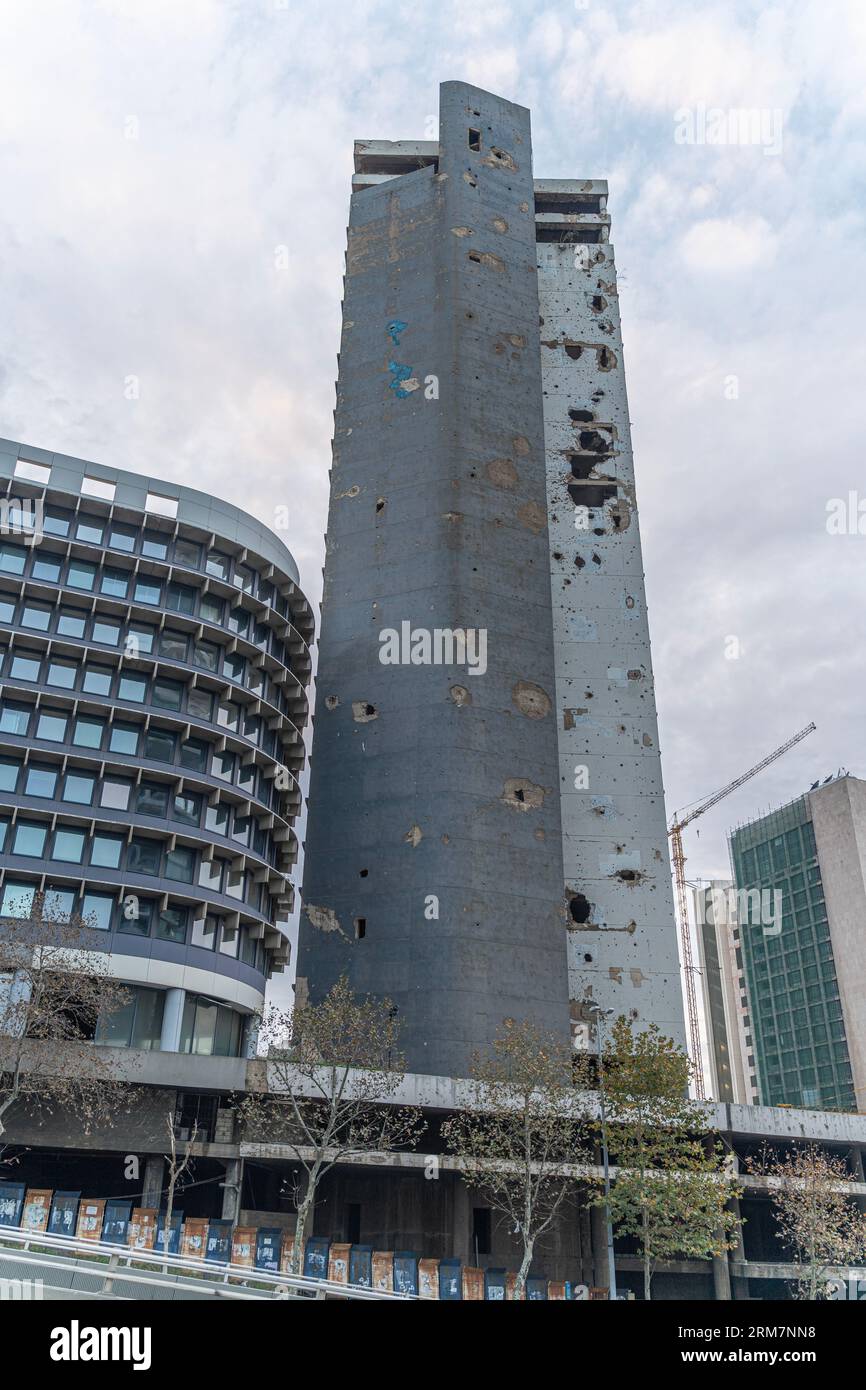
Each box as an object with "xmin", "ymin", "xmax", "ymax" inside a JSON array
[
  {"xmin": 0, "ymin": 1182, "xmax": 25, "ymax": 1228},
  {"xmin": 155, "ymin": 1210, "xmax": 183, "ymax": 1255},
  {"xmin": 48, "ymin": 1192, "xmax": 81, "ymax": 1238},
  {"xmin": 393, "ymin": 1251, "xmax": 418, "ymax": 1296},
  {"xmin": 349, "ymin": 1244, "xmax": 372, "ymax": 1286},
  {"xmin": 439, "ymin": 1257, "xmax": 462, "ymax": 1300},
  {"xmin": 206, "ymin": 1219, "xmax": 233, "ymax": 1263},
  {"xmin": 526, "ymin": 1276, "xmax": 548, "ymax": 1300},
  {"xmin": 256, "ymin": 1227, "xmax": 282, "ymax": 1272},
  {"xmin": 485, "ymin": 1268, "xmax": 507, "ymax": 1300},
  {"xmin": 102, "ymin": 1201, "xmax": 133, "ymax": 1245},
  {"xmin": 303, "ymin": 1236, "xmax": 330, "ymax": 1280}
]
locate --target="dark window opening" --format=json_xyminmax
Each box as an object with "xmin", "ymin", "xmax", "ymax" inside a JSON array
[
  {"xmin": 468, "ymin": 129, "xmax": 481, "ymax": 152},
  {"xmin": 534, "ymin": 193, "xmax": 603, "ymax": 216},
  {"xmin": 535, "ymin": 226, "xmax": 603, "ymax": 244},
  {"xmin": 569, "ymin": 408, "xmax": 594, "ymax": 423},
  {"xmin": 354, "ymin": 917, "xmax": 366, "ymax": 939},
  {"xmin": 472, "ymin": 1206, "xmax": 491, "ymax": 1257},
  {"xmin": 359, "ymin": 868, "xmax": 368, "ymax": 878},
  {"xmin": 347, "ymin": 1202, "xmax": 361, "ymax": 1245},
  {"xmin": 569, "ymin": 893, "xmax": 591, "ymax": 924},
  {"xmin": 568, "ymin": 482, "xmax": 617, "ymax": 509}
]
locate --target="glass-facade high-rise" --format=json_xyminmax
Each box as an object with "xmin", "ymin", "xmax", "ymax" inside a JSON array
[{"xmin": 730, "ymin": 794, "xmax": 855, "ymax": 1111}]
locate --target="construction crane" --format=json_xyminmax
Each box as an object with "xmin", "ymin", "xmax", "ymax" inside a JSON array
[{"xmin": 668, "ymin": 721, "xmax": 817, "ymax": 1099}]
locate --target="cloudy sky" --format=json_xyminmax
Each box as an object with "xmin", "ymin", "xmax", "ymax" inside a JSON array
[{"xmin": 1, "ymin": 0, "xmax": 863, "ymax": 905}]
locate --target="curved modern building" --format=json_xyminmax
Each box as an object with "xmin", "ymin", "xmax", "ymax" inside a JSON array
[{"xmin": 0, "ymin": 436, "xmax": 313, "ymax": 1060}]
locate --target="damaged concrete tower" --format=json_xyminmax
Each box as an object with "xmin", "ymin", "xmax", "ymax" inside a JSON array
[{"xmin": 298, "ymin": 80, "xmax": 685, "ymax": 1076}]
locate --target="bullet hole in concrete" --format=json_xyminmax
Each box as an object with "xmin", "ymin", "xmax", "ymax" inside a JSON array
[
  {"xmin": 468, "ymin": 129, "xmax": 481, "ymax": 151},
  {"xmin": 468, "ymin": 250, "xmax": 481, "ymax": 263},
  {"xmin": 568, "ymin": 893, "xmax": 592, "ymax": 924},
  {"xmin": 615, "ymin": 869, "xmax": 644, "ymax": 883},
  {"xmin": 352, "ymin": 701, "xmax": 378, "ymax": 722},
  {"xmin": 512, "ymin": 435, "xmax": 530, "ymax": 456},
  {"xmin": 376, "ymin": 498, "xmax": 386, "ymax": 513},
  {"xmin": 501, "ymin": 777, "xmax": 546, "ymax": 812},
  {"xmin": 451, "ymin": 226, "xmax": 474, "ymax": 238},
  {"xmin": 468, "ymin": 250, "xmax": 505, "ymax": 272},
  {"xmin": 354, "ymin": 917, "xmax": 366, "ymax": 939},
  {"xmin": 517, "ymin": 500, "xmax": 545, "ymax": 534},
  {"xmin": 450, "ymin": 684, "xmax": 472, "ymax": 707},
  {"xmin": 564, "ymin": 344, "xmax": 583, "ymax": 360},
  {"xmin": 359, "ymin": 869, "xmax": 369, "ymax": 878},
  {"xmin": 627, "ymin": 920, "xmax": 637, "ymax": 935},
  {"xmin": 569, "ymin": 408, "xmax": 594, "ymax": 423},
  {"xmin": 628, "ymin": 669, "xmax": 643, "ymax": 680},
  {"xmin": 463, "ymin": 170, "xmax": 478, "ymax": 187},
  {"xmin": 324, "ymin": 695, "xmax": 339, "ymax": 710},
  {"xmin": 405, "ymin": 824, "xmax": 423, "ymax": 847},
  {"xmin": 584, "ymin": 953, "xmax": 593, "ymax": 963},
  {"xmin": 487, "ymin": 146, "xmax": 516, "ymax": 170},
  {"xmin": 512, "ymin": 680, "xmax": 552, "ymax": 720},
  {"xmin": 611, "ymin": 500, "xmax": 631, "ymax": 531},
  {"xmin": 492, "ymin": 216, "xmax": 509, "ymax": 234},
  {"xmin": 642, "ymin": 733, "xmax": 653, "ymax": 747},
  {"xmin": 597, "ymin": 346, "xmax": 616, "ymax": 370},
  {"xmin": 592, "ymin": 553, "xmax": 602, "ymax": 565},
  {"xmin": 593, "ymin": 527, "xmax": 605, "ymax": 536},
  {"xmin": 591, "ymin": 295, "xmax": 607, "ymax": 311},
  {"xmin": 466, "ymin": 310, "xmax": 475, "ymax": 320},
  {"xmin": 574, "ymin": 555, "xmax": 585, "ymax": 569},
  {"xmin": 625, "ymin": 595, "xmax": 635, "ymax": 609},
  {"xmin": 592, "ymin": 389, "xmax": 605, "ymax": 403}
]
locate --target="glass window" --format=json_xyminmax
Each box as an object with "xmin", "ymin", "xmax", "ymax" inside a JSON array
[
  {"xmin": 1, "ymin": 703, "xmax": 30, "ymax": 735},
  {"xmin": 232, "ymin": 814, "xmax": 252, "ymax": 846},
  {"xmin": 0, "ymin": 880, "xmax": 35, "ymax": 916},
  {"xmin": 152, "ymin": 678, "xmax": 183, "ymax": 711},
  {"xmin": 36, "ymin": 711, "xmax": 67, "ymax": 741},
  {"xmin": 118, "ymin": 898, "xmax": 154, "ymax": 937},
  {"xmin": 191, "ymin": 916, "xmax": 217, "ymax": 950},
  {"xmin": 108, "ymin": 523, "xmax": 136, "ymax": 553},
  {"xmin": 67, "ymin": 559, "xmax": 97, "ymax": 590},
  {"xmin": 143, "ymin": 729, "xmax": 175, "ymax": 762},
  {"xmin": 100, "ymin": 777, "xmax": 132, "ymax": 810},
  {"xmin": 145, "ymin": 492, "xmax": 178, "ymax": 518},
  {"xmin": 90, "ymin": 833, "xmax": 123, "ymax": 868},
  {"xmin": 205, "ymin": 803, "xmax": 230, "ymax": 836},
  {"xmin": 0, "ymin": 817, "xmax": 9, "ymax": 850},
  {"xmin": 130, "ymin": 986, "xmax": 164, "ymax": 1049},
  {"xmin": 92, "ymin": 617, "xmax": 121, "ymax": 645},
  {"xmin": 166, "ymin": 582, "xmax": 196, "ymax": 615},
  {"xmin": 206, "ymin": 551, "xmax": 230, "ymax": 580},
  {"xmin": 226, "ymin": 869, "xmax": 245, "ymax": 901},
  {"xmin": 44, "ymin": 887, "xmax": 75, "ymax": 921},
  {"xmin": 188, "ymin": 688, "xmax": 214, "ymax": 720},
  {"xmin": 118, "ymin": 673, "xmax": 147, "ymax": 703},
  {"xmin": 136, "ymin": 782, "xmax": 169, "ymax": 817},
  {"xmin": 100, "ymin": 568, "xmax": 129, "ymax": 599},
  {"xmin": 234, "ymin": 564, "xmax": 254, "ymax": 594},
  {"xmin": 43, "ymin": 508, "xmax": 71, "ymax": 538},
  {"xmin": 156, "ymin": 905, "xmax": 187, "ymax": 943},
  {"xmin": 82, "ymin": 665, "xmax": 113, "ymax": 696},
  {"xmin": 57, "ymin": 608, "xmax": 87, "ymax": 638},
  {"xmin": 174, "ymin": 538, "xmax": 201, "ymax": 567},
  {"xmin": 46, "ymin": 660, "xmax": 78, "ymax": 689},
  {"xmin": 237, "ymin": 761, "xmax": 256, "ymax": 793},
  {"xmin": 0, "ymin": 543, "xmax": 26, "ymax": 575},
  {"xmin": 126, "ymin": 623, "xmax": 155, "ymax": 655},
  {"xmin": 0, "ymin": 757, "xmax": 20, "ymax": 791},
  {"xmin": 180, "ymin": 739, "xmax": 207, "ymax": 772},
  {"xmin": 10, "ymin": 653, "xmax": 41, "ymax": 681},
  {"xmin": 76, "ymin": 516, "xmax": 104, "ymax": 544},
  {"xmin": 165, "ymin": 846, "xmax": 195, "ymax": 883},
  {"xmin": 25, "ymin": 765, "xmax": 57, "ymax": 797},
  {"xmin": 228, "ymin": 607, "xmax": 249, "ymax": 636},
  {"xmin": 219, "ymin": 923, "xmax": 239, "ymax": 957},
  {"xmin": 21, "ymin": 602, "xmax": 52, "ymax": 629},
  {"xmin": 217, "ymin": 702, "xmax": 238, "ymax": 732},
  {"xmin": 128, "ymin": 838, "xmax": 162, "ymax": 875},
  {"xmin": 109, "ymin": 723, "xmax": 138, "ymax": 755},
  {"xmin": 0, "ymin": 597, "xmax": 14, "ymax": 623},
  {"xmin": 200, "ymin": 594, "xmax": 224, "ymax": 625},
  {"xmin": 63, "ymin": 771, "xmax": 95, "ymax": 805},
  {"xmin": 13, "ymin": 821, "xmax": 48, "ymax": 856},
  {"xmin": 141, "ymin": 531, "xmax": 169, "ymax": 560},
  {"xmin": 198, "ymin": 859, "xmax": 223, "ymax": 890},
  {"xmin": 193, "ymin": 640, "xmax": 219, "ymax": 672},
  {"xmin": 240, "ymin": 928, "xmax": 258, "ymax": 968},
  {"xmin": 80, "ymin": 892, "xmax": 114, "ymax": 931},
  {"xmin": 246, "ymin": 667, "xmax": 264, "ymax": 698},
  {"xmin": 134, "ymin": 578, "xmax": 161, "ymax": 605},
  {"xmin": 158, "ymin": 630, "xmax": 188, "ymax": 661},
  {"xmin": 173, "ymin": 792, "xmax": 201, "ymax": 827},
  {"xmin": 72, "ymin": 716, "xmax": 104, "ymax": 749},
  {"xmin": 53, "ymin": 827, "xmax": 87, "ymax": 863},
  {"xmin": 212, "ymin": 750, "xmax": 235, "ymax": 781},
  {"xmin": 223, "ymin": 652, "xmax": 245, "ymax": 684}
]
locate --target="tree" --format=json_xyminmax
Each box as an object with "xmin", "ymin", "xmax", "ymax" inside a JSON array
[
  {"xmin": 161, "ymin": 1109, "xmax": 198, "ymax": 1270},
  {"xmin": 237, "ymin": 976, "xmax": 424, "ymax": 1274},
  {"xmin": 748, "ymin": 1143, "xmax": 866, "ymax": 1299},
  {"xmin": 0, "ymin": 892, "xmax": 135, "ymax": 1140},
  {"xmin": 442, "ymin": 1018, "xmax": 595, "ymax": 1298},
  {"xmin": 597, "ymin": 1017, "xmax": 742, "ymax": 1301}
]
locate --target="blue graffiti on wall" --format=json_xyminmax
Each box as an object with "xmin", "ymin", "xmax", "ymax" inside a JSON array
[
  {"xmin": 386, "ymin": 319, "xmax": 408, "ymax": 345},
  {"xmin": 388, "ymin": 360, "xmax": 415, "ymax": 399}
]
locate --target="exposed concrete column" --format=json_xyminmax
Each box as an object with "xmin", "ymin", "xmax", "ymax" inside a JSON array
[
  {"xmin": 0, "ymin": 969, "xmax": 32, "ymax": 1036},
  {"xmin": 221, "ymin": 1159, "xmax": 244, "ymax": 1222},
  {"xmin": 590, "ymin": 1201, "xmax": 610, "ymax": 1290},
  {"xmin": 142, "ymin": 1155, "xmax": 165, "ymax": 1208},
  {"xmin": 713, "ymin": 1245, "xmax": 732, "ymax": 1301},
  {"xmin": 160, "ymin": 988, "xmax": 185, "ymax": 1053},
  {"xmin": 452, "ymin": 1175, "xmax": 472, "ymax": 1266},
  {"xmin": 244, "ymin": 1013, "xmax": 260, "ymax": 1059},
  {"xmin": 728, "ymin": 1195, "xmax": 750, "ymax": 1301}
]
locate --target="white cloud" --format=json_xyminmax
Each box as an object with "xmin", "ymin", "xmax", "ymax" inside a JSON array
[{"xmin": 679, "ymin": 215, "xmax": 778, "ymax": 272}]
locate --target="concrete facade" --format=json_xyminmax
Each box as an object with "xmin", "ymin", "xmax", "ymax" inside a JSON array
[
  {"xmin": 298, "ymin": 80, "xmax": 685, "ymax": 1077},
  {"xmin": 692, "ymin": 880, "xmax": 758, "ymax": 1105}
]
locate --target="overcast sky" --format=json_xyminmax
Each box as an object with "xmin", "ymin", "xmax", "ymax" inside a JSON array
[{"xmin": 1, "ymin": 0, "xmax": 863, "ymax": 918}]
